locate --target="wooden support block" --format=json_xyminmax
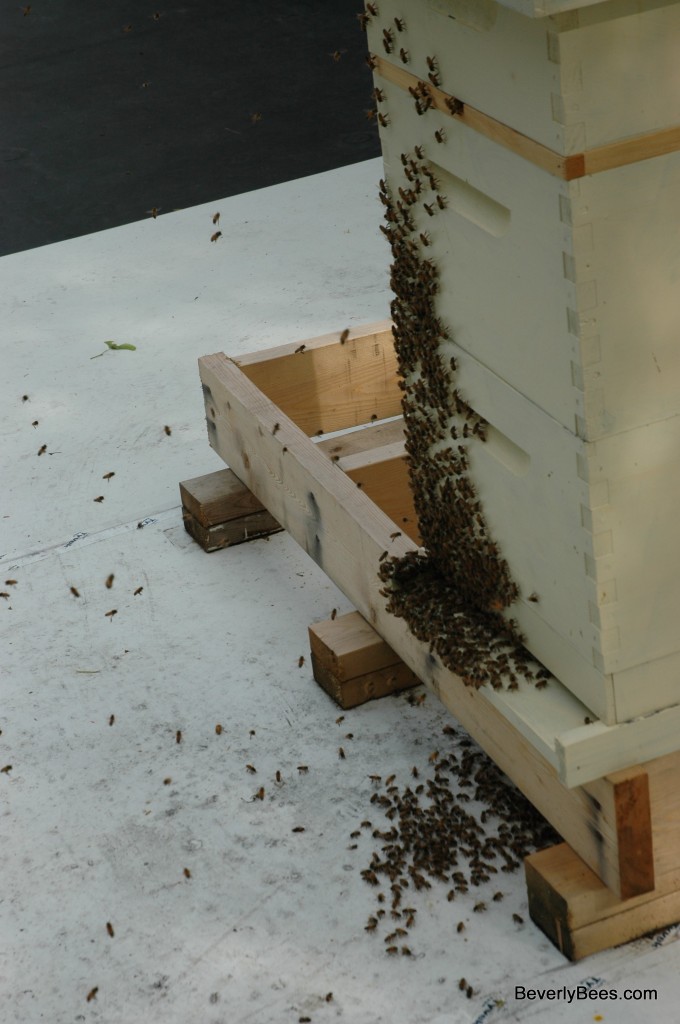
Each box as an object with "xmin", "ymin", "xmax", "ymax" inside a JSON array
[
  {"xmin": 526, "ymin": 843, "xmax": 680, "ymax": 961},
  {"xmin": 179, "ymin": 469, "xmax": 281, "ymax": 551},
  {"xmin": 309, "ymin": 611, "xmax": 420, "ymax": 709}
]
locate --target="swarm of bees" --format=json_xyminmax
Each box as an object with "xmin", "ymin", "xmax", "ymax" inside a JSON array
[
  {"xmin": 371, "ymin": 156, "xmax": 549, "ymax": 693},
  {"xmin": 355, "ymin": 725, "xmax": 558, "ymax": 960}
]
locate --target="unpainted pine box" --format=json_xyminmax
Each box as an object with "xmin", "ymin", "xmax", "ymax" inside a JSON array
[{"xmin": 372, "ymin": 33, "xmax": 680, "ymax": 439}]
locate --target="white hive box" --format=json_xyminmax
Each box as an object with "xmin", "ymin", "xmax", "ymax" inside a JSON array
[{"xmin": 367, "ymin": 0, "xmax": 680, "ymax": 725}]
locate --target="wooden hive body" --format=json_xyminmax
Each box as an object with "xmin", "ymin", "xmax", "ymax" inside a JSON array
[{"xmin": 367, "ymin": 0, "xmax": 680, "ymax": 724}]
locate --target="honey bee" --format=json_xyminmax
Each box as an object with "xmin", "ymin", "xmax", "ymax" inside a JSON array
[
  {"xmin": 428, "ymin": 751, "xmax": 439, "ymax": 763},
  {"xmin": 164, "ymin": 425, "xmax": 172, "ymax": 436},
  {"xmin": 94, "ymin": 495, "xmax": 104, "ymax": 502},
  {"xmin": 361, "ymin": 820, "xmax": 371, "ymax": 828},
  {"xmin": 106, "ymin": 922, "xmax": 114, "ymax": 937},
  {"xmin": 102, "ymin": 471, "xmax": 115, "ymax": 481},
  {"xmin": 458, "ymin": 978, "xmax": 467, "ymax": 991},
  {"xmin": 466, "ymin": 985, "xmax": 474, "ymax": 999},
  {"xmin": 37, "ymin": 445, "xmax": 47, "ymax": 456},
  {"xmin": 275, "ymin": 770, "xmax": 282, "ymax": 783},
  {"xmin": 105, "ymin": 574, "xmax": 114, "ymax": 589},
  {"xmin": 32, "ymin": 420, "xmax": 38, "ymax": 427},
  {"xmin": 473, "ymin": 901, "xmax": 486, "ymax": 913},
  {"xmin": 272, "ymin": 423, "xmax": 280, "ymax": 435},
  {"xmin": 250, "ymin": 112, "xmax": 262, "ymax": 124},
  {"xmin": 372, "ymin": 87, "xmax": 384, "ymax": 103},
  {"xmin": 385, "ymin": 774, "xmax": 395, "ymax": 786},
  {"xmin": 338, "ymin": 747, "xmax": 345, "ymax": 759},
  {"xmin": 148, "ymin": 206, "xmax": 160, "ymax": 218},
  {"xmin": 246, "ymin": 764, "xmax": 256, "ymax": 774},
  {"xmin": 212, "ymin": 212, "xmax": 220, "ymax": 225},
  {"xmin": 365, "ymin": 53, "xmax": 377, "ymax": 70},
  {"xmin": 411, "ymin": 766, "xmax": 418, "ymax": 778},
  {"xmin": 382, "ymin": 28, "xmax": 394, "ymax": 53},
  {"xmin": 22, "ymin": 394, "xmax": 29, "ymax": 402},
  {"xmin": 436, "ymin": 194, "xmax": 447, "ymax": 210},
  {"xmin": 419, "ymin": 232, "xmax": 431, "ymax": 246},
  {"xmin": 152, "ymin": 11, "xmax": 162, "ymax": 20},
  {"xmin": 175, "ymin": 730, "xmax": 182, "ymax": 743},
  {"xmin": 292, "ymin": 826, "xmax": 305, "ymax": 832},
  {"xmin": 254, "ymin": 787, "xmax": 265, "ymax": 800},
  {"xmin": 584, "ymin": 716, "xmax": 593, "ymax": 724},
  {"xmin": 0, "ymin": 765, "xmax": 12, "ymax": 774},
  {"xmin": 70, "ymin": 586, "xmax": 80, "ymax": 598},
  {"xmin": 385, "ymin": 946, "xmax": 398, "ymax": 955},
  {"xmin": 457, "ymin": 921, "xmax": 465, "ymax": 933},
  {"xmin": 399, "ymin": 48, "xmax": 409, "ymax": 64},
  {"xmin": 512, "ymin": 913, "xmax": 524, "ymax": 924},
  {"xmin": 109, "ymin": 714, "xmax": 115, "ymax": 726},
  {"xmin": 5, "ymin": 580, "xmax": 17, "ymax": 586},
  {"xmin": 298, "ymin": 655, "xmax": 305, "ymax": 667},
  {"xmin": 325, "ymin": 993, "xmax": 333, "ymax": 1003},
  {"xmin": 294, "ymin": 344, "xmax": 306, "ymax": 354},
  {"xmin": 535, "ymin": 679, "xmax": 548, "ymax": 690},
  {"xmin": 446, "ymin": 96, "xmax": 464, "ymax": 116},
  {"xmin": 86, "ymin": 987, "xmax": 99, "ymax": 1002},
  {"xmin": 377, "ymin": 113, "xmax": 390, "ymax": 128},
  {"xmin": 297, "ymin": 765, "xmax": 309, "ymax": 774},
  {"xmin": 183, "ymin": 867, "xmax": 191, "ymax": 878},
  {"xmin": 366, "ymin": 2, "xmax": 378, "ymax": 14},
  {"xmin": 210, "ymin": 231, "xmax": 222, "ymax": 243},
  {"xmin": 368, "ymin": 774, "xmax": 381, "ymax": 783},
  {"xmin": 329, "ymin": 49, "xmax": 346, "ymax": 62},
  {"xmin": 357, "ymin": 12, "xmax": 369, "ymax": 29},
  {"xmin": 163, "ymin": 777, "xmax": 172, "ymax": 785},
  {"xmin": 345, "ymin": 733, "xmax": 353, "ymax": 740},
  {"xmin": 423, "ymin": 203, "xmax": 435, "ymax": 217},
  {"xmin": 335, "ymin": 715, "xmax": 345, "ymax": 724},
  {"xmin": 133, "ymin": 587, "xmax": 143, "ymax": 596},
  {"xmin": 434, "ymin": 129, "xmax": 446, "ymax": 144},
  {"xmin": 390, "ymin": 531, "xmax": 402, "ymax": 540},
  {"xmin": 215, "ymin": 724, "xmax": 223, "ymax": 735},
  {"xmin": 104, "ymin": 609, "xmax": 117, "ymax": 619},
  {"xmin": 339, "ymin": 328, "xmax": 350, "ymax": 343}
]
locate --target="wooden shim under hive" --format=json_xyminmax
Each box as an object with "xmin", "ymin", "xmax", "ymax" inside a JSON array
[
  {"xmin": 197, "ymin": 342, "xmax": 674, "ymax": 900},
  {"xmin": 374, "ymin": 56, "xmax": 680, "ymax": 181},
  {"xmin": 309, "ymin": 611, "xmax": 420, "ymax": 709},
  {"xmin": 179, "ymin": 469, "xmax": 281, "ymax": 550},
  {"xmin": 526, "ymin": 843, "xmax": 680, "ymax": 961}
]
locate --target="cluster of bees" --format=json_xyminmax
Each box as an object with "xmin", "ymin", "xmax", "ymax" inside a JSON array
[
  {"xmin": 355, "ymin": 724, "xmax": 559, "ymax": 963},
  {"xmin": 373, "ymin": 154, "xmax": 542, "ymax": 690}
]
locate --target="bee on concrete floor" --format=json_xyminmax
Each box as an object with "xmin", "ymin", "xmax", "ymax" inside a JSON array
[
  {"xmin": 175, "ymin": 730, "xmax": 182, "ymax": 743},
  {"xmin": 210, "ymin": 231, "xmax": 222, "ymax": 243},
  {"xmin": 105, "ymin": 574, "xmax": 114, "ymax": 589},
  {"xmin": 104, "ymin": 609, "xmax": 117, "ymax": 620},
  {"xmin": 70, "ymin": 586, "xmax": 80, "ymax": 598},
  {"xmin": 86, "ymin": 987, "xmax": 98, "ymax": 1002}
]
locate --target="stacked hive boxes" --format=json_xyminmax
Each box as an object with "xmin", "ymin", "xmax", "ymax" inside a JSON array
[{"xmin": 367, "ymin": 0, "xmax": 680, "ymax": 725}]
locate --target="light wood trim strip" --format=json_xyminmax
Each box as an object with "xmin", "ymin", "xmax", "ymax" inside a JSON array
[{"xmin": 375, "ymin": 56, "xmax": 680, "ymax": 180}]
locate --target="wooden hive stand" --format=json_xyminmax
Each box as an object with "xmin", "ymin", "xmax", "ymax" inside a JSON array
[{"xmin": 183, "ymin": 321, "xmax": 680, "ymax": 960}]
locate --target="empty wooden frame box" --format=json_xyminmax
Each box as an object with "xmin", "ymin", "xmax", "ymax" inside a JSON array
[{"xmin": 192, "ymin": 0, "xmax": 680, "ymax": 960}]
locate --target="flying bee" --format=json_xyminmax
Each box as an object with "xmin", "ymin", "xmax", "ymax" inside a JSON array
[
  {"xmin": 254, "ymin": 787, "xmax": 265, "ymax": 800},
  {"xmin": 106, "ymin": 922, "xmax": 114, "ymax": 937},
  {"xmin": 102, "ymin": 471, "xmax": 115, "ymax": 481},
  {"xmin": 37, "ymin": 445, "xmax": 47, "ymax": 456},
  {"xmin": 104, "ymin": 609, "xmax": 117, "ymax": 619},
  {"xmin": 86, "ymin": 987, "xmax": 99, "ymax": 1002},
  {"xmin": 105, "ymin": 574, "xmax": 114, "ymax": 589},
  {"xmin": 212, "ymin": 212, "xmax": 220, "ymax": 225},
  {"xmin": 210, "ymin": 231, "xmax": 222, "ymax": 242},
  {"xmin": 94, "ymin": 495, "xmax": 104, "ymax": 502},
  {"xmin": 294, "ymin": 344, "xmax": 306, "ymax": 354},
  {"xmin": 298, "ymin": 655, "xmax": 305, "ymax": 667},
  {"xmin": 133, "ymin": 587, "xmax": 143, "ymax": 596}
]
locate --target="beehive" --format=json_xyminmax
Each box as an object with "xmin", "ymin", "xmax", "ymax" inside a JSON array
[{"xmin": 366, "ymin": 0, "xmax": 680, "ymax": 725}]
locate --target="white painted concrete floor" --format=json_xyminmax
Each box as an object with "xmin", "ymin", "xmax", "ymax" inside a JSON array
[{"xmin": 3, "ymin": 159, "xmax": 680, "ymax": 1024}]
